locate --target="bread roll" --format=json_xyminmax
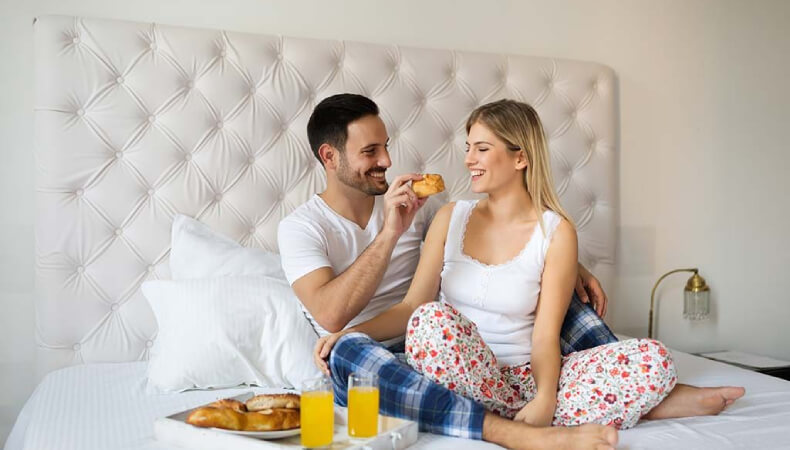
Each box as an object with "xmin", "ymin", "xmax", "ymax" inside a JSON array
[{"xmin": 246, "ymin": 393, "xmax": 300, "ymax": 411}]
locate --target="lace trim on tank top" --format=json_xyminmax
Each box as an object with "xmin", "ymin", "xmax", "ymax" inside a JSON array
[{"xmin": 458, "ymin": 200, "xmax": 543, "ymax": 269}]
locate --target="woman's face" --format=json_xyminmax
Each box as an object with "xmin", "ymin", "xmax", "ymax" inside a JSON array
[{"xmin": 465, "ymin": 121, "xmax": 525, "ymax": 194}]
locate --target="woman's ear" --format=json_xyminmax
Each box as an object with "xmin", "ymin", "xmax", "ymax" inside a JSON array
[
  {"xmin": 318, "ymin": 143, "xmax": 337, "ymax": 170},
  {"xmin": 514, "ymin": 150, "xmax": 529, "ymax": 170}
]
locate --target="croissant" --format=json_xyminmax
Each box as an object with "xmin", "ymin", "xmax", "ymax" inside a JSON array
[
  {"xmin": 412, "ymin": 174, "xmax": 445, "ymax": 198},
  {"xmin": 186, "ymin": 406, "xmax": 301, "ymax": 431}
]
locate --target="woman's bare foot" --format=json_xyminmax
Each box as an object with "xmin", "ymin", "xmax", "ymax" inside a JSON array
[
  {"xmin": 643, "ymin": 383, "xmax": 745, "ymax": 420},
  {"xmin": 482, "ymin": 412, "xmax": 618, "ymax": 450}
]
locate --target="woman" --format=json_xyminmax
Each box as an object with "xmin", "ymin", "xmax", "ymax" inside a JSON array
[{"xmin": 315, "ymin": 99, "xmax": 744, "ymax": 429}]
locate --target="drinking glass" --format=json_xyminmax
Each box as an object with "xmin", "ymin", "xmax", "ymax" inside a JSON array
[
  {"xmin": 300, "ymin": 376, "xmax": 334, "ymax": 448},
  {"xmin": 347, "ymin": 372, "xmax": 379, "ymax": 438}
]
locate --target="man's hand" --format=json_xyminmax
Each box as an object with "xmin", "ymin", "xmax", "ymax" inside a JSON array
[
  {"xmin": 514, "ymin": 394, "xmax": 556, "ymax": 426},
  {"xmin": 576, "ymin": 263, "xmax": 608, "ymax": 317},
  {"xmin": 313, "ymin": 329, "xmax": 353, "ymax": 376},
  {"xmin": 382, "ymin": 173, "xmax": 428, "ymax": 238}
]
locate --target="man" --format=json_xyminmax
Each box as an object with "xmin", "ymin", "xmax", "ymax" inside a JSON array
[{"xmin": 277, "ymin": 94, "xmax": 618, "ymax": 449}]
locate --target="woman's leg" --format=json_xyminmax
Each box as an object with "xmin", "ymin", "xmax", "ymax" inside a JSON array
[
  {"xmin": 553, "ymin": 338, "xmax": 677, "ymax": 429},
  {"xmin": 405, "ymin": 302, "xmax": 532, "ymax": 416},
  {"xmin": 642, "ymin": 384, "xmax": 745, "ymax": 420}
]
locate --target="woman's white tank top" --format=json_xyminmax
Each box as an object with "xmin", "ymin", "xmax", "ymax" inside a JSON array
[{"xmin": 438, "ymin": 200, "xmax": 562, "ymax": 367}]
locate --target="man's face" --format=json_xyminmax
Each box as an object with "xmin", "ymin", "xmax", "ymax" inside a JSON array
[{"xmin": 335, "ymin": 115, "xmax": 391, "ymax": 195}]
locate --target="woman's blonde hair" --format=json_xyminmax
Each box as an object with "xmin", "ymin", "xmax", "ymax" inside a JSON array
[{"xmin": 466, "ymin": 99, "xmax": 574, "ymax": 234}]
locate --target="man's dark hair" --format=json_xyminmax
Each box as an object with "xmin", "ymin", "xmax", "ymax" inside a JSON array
[{"xmin": 307, "ymin": 93, "xmax": 379, "ymax": 165}]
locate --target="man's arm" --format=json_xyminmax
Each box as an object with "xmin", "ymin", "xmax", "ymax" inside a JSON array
[
  {"xmin": 576, "ymin": 262, "xmax": 608, "ymax": 317},
  {"xmin": 286, "ymin": 173, "xmax": 426, "ymax": 333},
  {"xmin": 292, "ymin": 228, "xmax": 399, "ymax": 333}
]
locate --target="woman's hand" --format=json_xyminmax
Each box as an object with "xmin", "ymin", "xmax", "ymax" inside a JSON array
[
  {"xmin": 514, "ymin": 394, "xmax": 557, "ymax": 427},
  {"xmin": 313, "ymin": 330, "xmax": 353, "ymax": 375}
]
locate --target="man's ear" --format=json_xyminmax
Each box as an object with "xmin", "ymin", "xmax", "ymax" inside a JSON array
[{"xmin": 318, "ymin": 143, "xmax": 337, "ymax": 170}]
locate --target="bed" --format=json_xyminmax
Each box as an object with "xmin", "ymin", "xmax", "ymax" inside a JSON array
[{"xmin": 9, "ymin": 14, "xmax": 790, "ymax": 450}]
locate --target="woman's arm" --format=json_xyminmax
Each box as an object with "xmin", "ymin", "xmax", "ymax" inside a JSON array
[
  {"xmin": 313, "ymin": 202, "xmax": 455, "ymax": 372},
  {"xmin": 515, "ymin": 218, "xmax": 578, "ymax": 425}
]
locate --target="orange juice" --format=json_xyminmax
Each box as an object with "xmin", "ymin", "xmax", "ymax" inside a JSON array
[
  {"xmin": 347, "ymin": 386, "xmax": 379, "ymax": 438},
  {"xmin": 300, "ymin": 391, "xmax": 334, "ymax": 448}
]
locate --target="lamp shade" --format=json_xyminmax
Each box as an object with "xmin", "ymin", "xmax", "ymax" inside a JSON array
[{"xmin": 683, "ymin": 272, "xmax": 710, "ymax": 320}]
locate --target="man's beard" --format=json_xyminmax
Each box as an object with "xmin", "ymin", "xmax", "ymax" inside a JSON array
[{"xmin": 336, "ymin": 153, "xmax": 388, "ymax": 195}]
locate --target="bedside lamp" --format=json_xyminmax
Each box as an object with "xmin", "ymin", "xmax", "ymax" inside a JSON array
[{"xmin": 648, "ymin": 268, "xmax": 710, "ymax": 339}]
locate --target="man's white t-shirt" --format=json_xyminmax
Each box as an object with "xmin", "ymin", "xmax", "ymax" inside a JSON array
[{"xmin": 277, "ymin": 194, "xmax": 441, "ymax": 345}]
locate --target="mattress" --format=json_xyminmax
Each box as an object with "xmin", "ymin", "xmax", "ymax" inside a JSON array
[{"xmin": 5, "ymin": 349, "xmax": 790, "ymax": 450}]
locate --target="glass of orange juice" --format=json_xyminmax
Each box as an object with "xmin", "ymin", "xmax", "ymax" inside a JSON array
[
  {"xmin": 300, "ymin": 376, "xmax": 334, "ymax": 448},
  {"xmin": 347, "ymin": 372, "xmax": 379, "ymax": 439}
]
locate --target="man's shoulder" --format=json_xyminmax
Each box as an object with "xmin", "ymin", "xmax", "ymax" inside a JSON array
[{"xmin": 280, "ymin": 195, "xmax": 324, "ymax": 226}]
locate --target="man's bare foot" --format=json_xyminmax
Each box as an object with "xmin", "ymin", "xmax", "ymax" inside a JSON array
[
  {"xmin": 643, "ymin": 383, "xmax": 745, "ymax": 420},
  {"xmin": 482, "ymin": 412, "xmax": 618, "ymax": 450}
]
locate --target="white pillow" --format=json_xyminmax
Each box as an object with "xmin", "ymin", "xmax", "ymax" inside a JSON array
[
  {"xmin": 143, "ymin": 275, "xmax": 320, "ymax": 391},
  {"xmin": 170, "ymin": 214, "xmax": 285, "ymax": 280}
]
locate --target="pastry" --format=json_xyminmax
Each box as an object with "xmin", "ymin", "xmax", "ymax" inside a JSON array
[
  {"xmin": 411, "ymin": 174, "xmax": 445, "ymax": 198},
  {"xmin": 246, "ymin": 393, "xmax": 300, "ymax": 411}
]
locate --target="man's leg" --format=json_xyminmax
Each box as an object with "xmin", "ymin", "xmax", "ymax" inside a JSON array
[
  {"xmin": 330, "ymin": 332, "xmax": 485, "ymax": 439},
  {"xmin": 560, "ymin": 292, "xmax": 618, "ymax": 355},
  {"xmin": 330, "ymin": 332, "xmax": 619, "ymax": 449}
]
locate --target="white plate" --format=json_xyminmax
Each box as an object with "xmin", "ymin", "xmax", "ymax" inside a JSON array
[{"xmin": 210, "ymin": 427, "xmax": 300, "ymax": 439}]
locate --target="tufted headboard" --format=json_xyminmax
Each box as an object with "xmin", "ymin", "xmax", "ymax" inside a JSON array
[{"xmin": 33, "ymin": 15, "xmax": 618, "ymax": 374}]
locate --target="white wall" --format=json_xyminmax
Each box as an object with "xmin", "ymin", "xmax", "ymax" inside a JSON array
[{"xmin": 2, "ymin": 0, "xmax": 789, "ymax": 444}]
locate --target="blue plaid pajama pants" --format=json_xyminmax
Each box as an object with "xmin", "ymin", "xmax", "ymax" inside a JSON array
[{"xmin": 328, "ymin": 292, "xmax": 617, "ymax": 439}]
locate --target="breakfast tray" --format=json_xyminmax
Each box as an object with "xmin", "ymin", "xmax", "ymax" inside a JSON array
[{"xmin": 153, "ymin": 392, "xmax": 418, "ymax": 449}]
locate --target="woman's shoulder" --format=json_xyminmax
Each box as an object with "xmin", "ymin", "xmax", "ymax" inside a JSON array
[{"xmin": 546, "ymin": 214, "xmax": 577, "ymax": 249}]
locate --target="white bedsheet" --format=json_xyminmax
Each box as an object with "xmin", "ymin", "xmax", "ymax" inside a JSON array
[{"xmin": 5, "ymin": 350, "xmax": 790, "ymax": 450}]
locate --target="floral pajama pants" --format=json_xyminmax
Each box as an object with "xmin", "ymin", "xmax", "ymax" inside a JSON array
[{"xmin": 405, "ymin": 302, "xmax": 677, "ymax": 430}]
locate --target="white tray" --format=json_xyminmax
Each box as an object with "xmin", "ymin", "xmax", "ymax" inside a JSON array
[{"xmin": 153, "ymin": 392, "xmax": 418, "ymax": 450}]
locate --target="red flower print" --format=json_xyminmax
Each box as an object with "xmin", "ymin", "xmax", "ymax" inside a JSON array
[
  {"xmin": 512, "ymin": 367, "xmax": 521, "ymax": 375},
  {"xmin": 609, "ymin": 368, "xmax": 620, "ymax": 376},
  {"xmin": 480, "ymin": 383, "xmax": 493, "ymax": 398},
  {"xmin": 593, "ymin": 388, "xmax": 603, "ymax": 397},
  {"xmin": 435, "ymin": 367, "xmax": 445, "ymax": 377},
  {"xmin": 434, "ymin": 310, "xmax": 443, "ymax": 318},
  {"xmin": 470, "ymin": 360, "xmax": 478, "ymax": 368},
  {"xmin": 649, "ymin": 384, "xmax": 656, "ymax": 391},
  {"xmin": 637, "ymin": 386, "xmax": 646, "ymax": 394},
  {"xmin": 459, "ymin": 367, "xmax": 465, "ymax": 375},
  {"xmin": 418, "ymin": 350, "xmax": 427, "ymax": 360},
  {"xmin": 565, "ymin": 392, "xmax": 572, "ymax": 399},
  {"xmin": 426, "ymin": 366, "xmax": 433, "ymax": 373},
  {"xmin": 658, "ymin": 346, "xmax": 667, "ymax": 357},
  {"xmin": 464, "ymin": 327, "xmax": 472, "ymax": 336},
  {"xmin": 596, "ymin": 365, "xmax": 604, "ymax": 373},
  {"xmin": 662, "ymin": 360, "xmax": 668, "ymax": 369},
  {"xmin": 411, "ymin": 316, "xmax": 420, "ymax": 327},
  {"xmin": 643, "ymin": 355, "xmax": 652, "ymax": 362},
  {"xmin": 640, "ymin": 364, "xmax": 651, "ymax": 373},
  {"xmin": 487, "ymin": 379, "xmax": 496, "ymax": 387},
  {"xmin": 638, "ymin": 343, "xmax": 649, "ymax": 352},
  {"xmin": 429, "ymin": 349, "xmax": 438, "ymax": 357},
  {"xmin": 621, "ymin": 371, "xmax": 630, "ymax": 378},
  {"xmin": 613, "ymin": 417, "xmax": 624, "ymax": 428},
  {"xmin": 599, "ymin": 403, "xmax": 607, "ymax": 410},
  {"xmin": 442, "ymin": 328, "xmax": 454, "ymax": 341},
  {"xmin": 496, "ymin": 381, "xmax": 504, "ymax": 388},
  {"xmin": 448, "ymin": 382, "xmax": 456, "ymax": 390},
  {"xmin": 617, "ymin": 354, "xmax": 629, "ymax": 364},
  {"xmin": 573, "ymin": 408, "xmax": 587, "ymax": 417},
  {"xmin": 604, "ymin": 393, "xmax": 617, "ymax": 404}
]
